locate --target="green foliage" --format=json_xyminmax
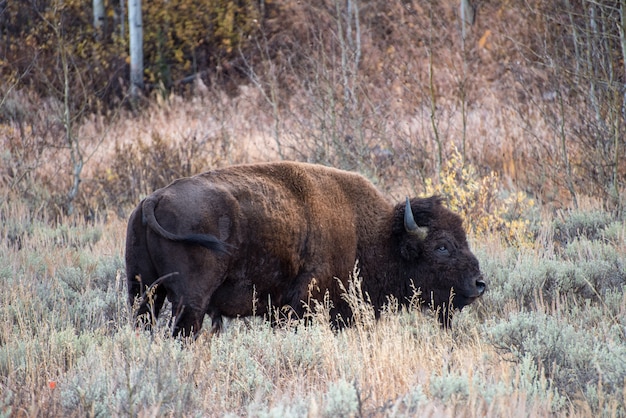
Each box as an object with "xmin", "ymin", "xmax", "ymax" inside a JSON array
[
  {"xmin": 428, "ymin": 373, "xmax": 470, "ymax": 403},
  {"xmin": 245, "ymin": 398, "xmax": 311, "ymax": 418},
  {"xmin": 59, "ymin": 329, "xmax": 198, "ymax": 416},
  {"xmin": 323, "ymin": 379, "xmax": 360, "ymax": 417},
  {"xmin": 477, "ymin": 209, "xmax": 626, "ymax": 415},
  {"xmin": 389, "ymin": 386, "xmax": 427, "ymax": 416},
  {"xmin": 0, "ymin": 388, "xmax": 12, "ymax": 418},
  {"xmin": 515, "ymin": 354, "xmax": 567, "ymax": 413},
  {"xmin": 481, "ymin": 221, "xmax": 625, "ymax": 317},
  {"xmin": 552, "ymin": 208, "xmax": 617, "ymax": 245},
  {"xmin": 489, "ymin": 312, "xmax": 625, "ymax": 415}
]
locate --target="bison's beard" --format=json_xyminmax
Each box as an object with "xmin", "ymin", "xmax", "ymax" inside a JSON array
[
  {"xmin": 451, "ymin": 293, "xmax": 480, "ymax": 310},
  {"xmin": 426, "ymin": 287, "xmax": 482, "ymax": 328}
]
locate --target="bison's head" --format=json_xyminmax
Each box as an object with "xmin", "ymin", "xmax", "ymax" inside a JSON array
[{"xmin": 396, "ymin": 196, "xmax": 486, "ymax": 319}]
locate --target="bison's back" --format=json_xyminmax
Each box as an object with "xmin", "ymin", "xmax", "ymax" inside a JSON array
[{"xmin": 197, "ymin": 162, "xmax": 390, "ymax": 247}]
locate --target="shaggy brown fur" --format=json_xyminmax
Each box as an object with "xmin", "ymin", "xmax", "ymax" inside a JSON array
[{"xmin": 125, "ymin": 161, "xmax": 485, "ymax": 337}]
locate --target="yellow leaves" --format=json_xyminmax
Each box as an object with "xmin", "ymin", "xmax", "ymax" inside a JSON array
[
  {"xmin": 174, "ymin": 49, "xmax": 185, "ymax": 64},
  {"xmin": 425, "ymin": 148, "xmax": 534, "ymax": 246},
  {"xmin": 104, "ymin": 168, "xmax": 117, "ymax": 183},
  {"xmin": 478, "ymin": 29, "xmax": 491, "ymax": 49},
  {"xmin": 7, "ymin": 0, "xmax": 260, "ymax": 98},
  {"xmin": 138, "ymin": 0, "xmax": 260, "ymax": 83},
  {"xmin": 213, "ymin": 1, "xmax": 238, "ymax": 54}
]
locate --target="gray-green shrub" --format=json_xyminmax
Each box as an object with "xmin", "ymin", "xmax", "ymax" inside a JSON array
[{"xmin": 489, "ymin": 312, "xmax": 625, "ymax": 415}]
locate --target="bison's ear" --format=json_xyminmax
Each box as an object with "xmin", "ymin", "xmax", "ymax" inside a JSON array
[
  {"xmin": 404, "ymin": 197, "xmax": 428, "ymax": 241},
  {"xmin": 400, "ymin": 238, "xmax": 421, "ymax": 260}
]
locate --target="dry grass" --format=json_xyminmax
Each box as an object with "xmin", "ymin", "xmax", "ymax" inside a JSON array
[{"xmin": 4, "ymin": 1, "xmax": 625, "ymax": 218}]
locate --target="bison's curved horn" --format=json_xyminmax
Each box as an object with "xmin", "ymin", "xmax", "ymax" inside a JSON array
[{"xmin": 404, "ymin": 197, "xmax": 428, "ymax": 241}]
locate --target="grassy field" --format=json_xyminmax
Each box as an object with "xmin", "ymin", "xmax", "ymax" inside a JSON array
[{"xmin": 1, "ymin": 170, "xmax": 624, "ymax": 416}]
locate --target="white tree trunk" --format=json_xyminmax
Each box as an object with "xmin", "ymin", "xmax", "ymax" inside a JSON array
[
  {"xmin": 119, "ymin": 0, "xmax": 126, "ymax": 39},
  {"xmin": 460, "ymin": 0, "xmax": 475, "ymax": 39},
  {"xmin": 129, "ymin": 0, "xmax": 144, "ymax": 98},
  {"xmin": 93, "ymin": 0, "xmax": 105, "ymax": 31}
]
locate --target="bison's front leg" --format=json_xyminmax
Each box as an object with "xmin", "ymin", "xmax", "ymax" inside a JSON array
[
  {"xmin": 206, "ymin": 306, "xmax": 224, "ymax": 335},
  {"xmin": 170, "ymin": 298, "xmax": 208, "ymax": 338}
]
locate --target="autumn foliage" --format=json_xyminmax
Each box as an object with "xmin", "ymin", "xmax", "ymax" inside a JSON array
[
  {"xmin": 0, "ymin": 0, "xmax": 262, "ymax": 105},
  {"xmin": 1, "ymin": 0, "xmax": 625, "ymax": 217}
]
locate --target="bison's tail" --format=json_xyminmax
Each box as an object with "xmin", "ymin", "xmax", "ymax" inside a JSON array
[{"xmin": 141, "ymin": 197, "xmax": 229, "ymax": 254}]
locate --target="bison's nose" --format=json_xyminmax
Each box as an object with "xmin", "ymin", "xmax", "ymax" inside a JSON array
[{"xmin": 476, "ymin": 279, "xmax": 486, "ymax": 295}]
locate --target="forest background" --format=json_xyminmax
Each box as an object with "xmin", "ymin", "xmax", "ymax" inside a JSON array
[
  {"xmin": 1, "ymin": 0, "xmax": 625, "ymax": 416},
  {"xmin": 2, "ymin": 0, "xmax": 625, "ymax": 216}
]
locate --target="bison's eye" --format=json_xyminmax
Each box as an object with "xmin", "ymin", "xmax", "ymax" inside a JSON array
[{"xmin": 435, "ymin": 244, "xmax": 450, "ymax": 256}]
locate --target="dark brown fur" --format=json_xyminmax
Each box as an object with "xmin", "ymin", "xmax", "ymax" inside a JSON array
[{"xmin": 125, "ymin": 161, "xmax": 485, "ymax": 337}]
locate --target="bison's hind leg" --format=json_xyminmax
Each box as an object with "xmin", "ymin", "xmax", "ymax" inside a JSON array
[
  {"xmin": 130, "ymin": 279, "xmax": 167, "ymax": 332},
  {"xmin": 170, "ymin": 299, "xmax": 226, "ymax": 338}
]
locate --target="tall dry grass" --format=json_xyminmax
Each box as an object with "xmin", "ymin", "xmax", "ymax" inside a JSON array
[{"xmin": 2, "ymin": 65, "xmax": 625, "ymax": 415}]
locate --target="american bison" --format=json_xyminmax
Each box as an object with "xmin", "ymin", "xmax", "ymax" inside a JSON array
[{"xmin": 125, "ymin": 161, "xmax": 485, "ymax": 337}]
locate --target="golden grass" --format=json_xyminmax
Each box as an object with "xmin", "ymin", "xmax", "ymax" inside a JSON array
[
  {"xmin": 2, "ymin": 3, "xmax": 624, "ymax": 413},
  {"xmin": 2, "ymin": 80, "xmax": 625, "ymax": 414}
]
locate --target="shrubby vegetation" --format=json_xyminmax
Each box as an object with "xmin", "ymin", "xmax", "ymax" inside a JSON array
[
  {"xmin": 0, "ymin": 0, "xmax": 261, "ymax": 104},
  {"xmin": 425, "ymin": 148, "xmax": 535, "ymax": 245}
]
